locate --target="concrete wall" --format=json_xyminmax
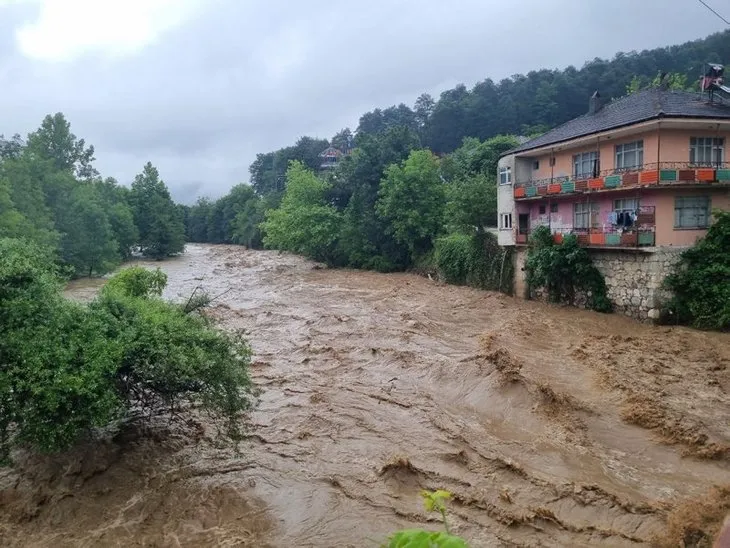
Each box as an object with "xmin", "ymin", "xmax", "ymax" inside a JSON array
[{"xmin": 497, "ymin": 154, "xmax": 516, "ymax": 246}]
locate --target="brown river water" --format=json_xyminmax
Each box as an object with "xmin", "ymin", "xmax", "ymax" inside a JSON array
[{"xmin": 1, "ymin": 243, "xmax": 729, "ymax": 547}]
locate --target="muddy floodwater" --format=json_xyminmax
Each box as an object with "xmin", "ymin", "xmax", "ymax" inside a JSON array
[{"xmin": 2, "ymin": 243, "xmax": 729, "ymax": 547}]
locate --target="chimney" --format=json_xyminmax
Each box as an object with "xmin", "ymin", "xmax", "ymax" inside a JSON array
[{"xmin": 588, "ymin": 90, "xmax": 602, "ymax": 114}]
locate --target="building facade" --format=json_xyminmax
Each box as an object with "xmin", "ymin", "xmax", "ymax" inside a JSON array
[{"xmin": 497, "ymin": 87, "xmax": 730, "ymax": 320}]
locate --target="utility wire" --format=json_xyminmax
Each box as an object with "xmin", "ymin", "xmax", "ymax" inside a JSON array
[{"xmin": 697, "ymin": 0, "xmax": 730, "ymax": 26}]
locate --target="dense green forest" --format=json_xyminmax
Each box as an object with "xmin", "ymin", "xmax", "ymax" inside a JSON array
[{"xmin": 0, "ymin": 114, "xmax": 185, "ymax": 277}]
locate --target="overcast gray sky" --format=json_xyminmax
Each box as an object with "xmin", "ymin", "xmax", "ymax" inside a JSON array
[{"xmin": 0, "ymin": 0, "xmax": 727, "ymax": 202}]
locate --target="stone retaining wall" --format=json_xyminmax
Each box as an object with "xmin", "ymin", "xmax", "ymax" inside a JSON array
[
  {"xmin": 514, "ymin": 246, "xmax": 684, "ymax": 321},
  {"xmin": 589, "ymin": 248, "xmax": 683, "ymax": 321}
]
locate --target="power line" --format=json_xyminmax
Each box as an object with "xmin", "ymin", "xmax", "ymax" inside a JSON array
[{"xmin": 697, "ymin": 0, "xmax": 730, "ymax": 26}]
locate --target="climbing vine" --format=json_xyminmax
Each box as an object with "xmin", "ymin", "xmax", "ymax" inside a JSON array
[{"xmin": 525, "ymin": 226, "xmax": 612, "ymax": 313}]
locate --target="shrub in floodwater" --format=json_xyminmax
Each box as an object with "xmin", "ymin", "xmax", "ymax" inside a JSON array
[
  {"xmin": 525, "ymin": 226, "xmax": 611, "ymax": 313},
  {"xmin": 663, "ymin": 210, "xmax": 730, "ymax": 330},
  {"xmin": 382, "ymin": 490, "xmax": 469, "ymax": 548},
  {"xmin": 0, "ymin": 239, "xmax": 253, "ymax": 463},
  {"xmin": 433, "ymin": 232, "xmax": 513, "ymax": 294}
]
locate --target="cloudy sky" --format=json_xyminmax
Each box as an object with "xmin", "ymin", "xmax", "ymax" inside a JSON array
[{"xmin": 0, "ymin": 0, "xmax": 727, "ymax": 202}]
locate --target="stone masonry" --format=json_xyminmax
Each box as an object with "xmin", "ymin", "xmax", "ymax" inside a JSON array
[
  {"xmin": 514, "ymin": 246, "xmax": 684, "ymax": 322},
  {"xmin": 589, "ymin": 248, "xmax": 683, "ymax": 321}
]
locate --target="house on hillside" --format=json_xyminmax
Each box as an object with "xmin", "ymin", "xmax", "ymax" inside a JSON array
[
  {"xmin": 319, "ymin": 146, "xmax": 345, "ymax": 170},
  {"xmin": 497, "ymin": 76, "xmax": 730, "ymax": 321}
]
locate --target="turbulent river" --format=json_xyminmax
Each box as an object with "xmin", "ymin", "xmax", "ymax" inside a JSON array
[{"xmin": 2, "ymin": 243, "xmax": 729, "ymax": 547}]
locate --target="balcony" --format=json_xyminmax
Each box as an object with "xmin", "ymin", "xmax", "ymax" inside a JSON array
[
  {"xmin": 515, "ymin": 206, "xmax": 656, "ymax": 249},
  {"xmin": 513, "ymin": 162, "xmax": 730, "ymax": 200}
]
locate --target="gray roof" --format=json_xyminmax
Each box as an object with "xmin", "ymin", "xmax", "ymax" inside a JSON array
[{"xmin": 507, "ymin": 89, "xmax": 730, "ymax": 155}]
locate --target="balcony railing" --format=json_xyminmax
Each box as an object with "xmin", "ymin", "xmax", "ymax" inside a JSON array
[
  {"xmin": 513, "ymin": 162, "xmax": 730, "ymax": 199},
  {"xmin": 515, "ymin": 206, "xmax": 656, "ymax": 248}
]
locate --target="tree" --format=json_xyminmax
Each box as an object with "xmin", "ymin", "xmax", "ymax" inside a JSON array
[
  {"xmin": 376, "ymin": 150, "xmax": 445, "ymax": 260},
  {"xmin": 446, "ymin": 173, "xmax": 498, "ymax": 232},
  {"xmin": 262, "ymin": 161, "xmax": 342, "ymax": 263},
  {"xmin": 130, "ymin": 162, "xmax": 185, "ymax": 259},
  {"xmin": 414, "ymin": 93, "xmax": 435, "ymax": 129},
  {"xmin": 26, "ymin": 113, "xmax": 98, "ymax": 179},
  {"xmin": 331, "ymin": 128, "xmax": 353, "ymax": 152},
  {"xmin": 60, "ymin": 185, "xmax": 120, "ymax": 277},
  {"xmin": 0, "ymin": 240, "xmax": 253, "ymax": 462},
  {"xmin": 231, "ymin": 196, "xmax": 265, "ymax": 248},
  {"xmin": 664, "ymin": 210, "xmax": 730, "ymax": 330}
]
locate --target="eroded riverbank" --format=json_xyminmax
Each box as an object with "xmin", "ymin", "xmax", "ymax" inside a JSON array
[{"xmin": 3, "ymin": 243, "xmax": 729, "ymax": 547}]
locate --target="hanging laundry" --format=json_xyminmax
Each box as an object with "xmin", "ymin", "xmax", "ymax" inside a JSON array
[{"xmin": 608, "ymin": 211, "xmax": 618, "ymax": 225}]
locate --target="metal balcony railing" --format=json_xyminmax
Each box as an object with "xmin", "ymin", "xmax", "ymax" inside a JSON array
[
  {"xmin": 513, "ymin": 162, "xmax": 730, "ymax": 199},
  {"xmin": 515, "ymin": 206, "xmax": 657, "ymax": 248}
]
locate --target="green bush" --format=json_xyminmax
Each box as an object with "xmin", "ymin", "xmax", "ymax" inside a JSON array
[
  {"xmin": 433, "ymin": 232, "xmax": 513, "ymax": 293},
  {"xmin": 663, "ymin": 210, "xmax": 730, "ymax": 330},
  {"xmin": 0, "ymin": 240, "xmax": 253, "ymax": 462},
  {"xmin": 525, "ymin": 226, "xmax": 611, "ymax": 313}
]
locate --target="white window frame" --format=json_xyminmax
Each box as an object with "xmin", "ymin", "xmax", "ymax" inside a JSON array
[
  {"xmin": 613, "ymin": 198, "xmax": 639, "ymax": 213},
  {"xmin": 574, "ymin": 202, "xmax": 599, "ymax": 230},
  {"xmin": 499, "ymin": 166, "xmax": 512, "ymax": 185},
  {"xmin": 573, "ymin": 151, "xmax": 599, "ymax": 179},
  {"xmin": 500, "ymin": 213, "xmax": 513, "ymax": 230},
  {"xmin": 690, "ymin": 137, "xmax": 724, "ymax": 166},
  {"xmin": 674, "ymin": 196, "xmax": 710, "ymax": 229},
  {"xmin": 615, "ymin": 141, "xmax": 644, "ymax": 171}
]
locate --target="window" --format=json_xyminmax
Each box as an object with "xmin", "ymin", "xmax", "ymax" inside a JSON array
[
  {"xmin": 573, "ymin": 151, "xmax": 600, "ymax": 179},
  {"xmin": 500, "ymin": 213, "xmax": 513, "ymax": 230},
  {"xmin": 675, "ymin": 196, "xmax": 710, "ymax": 228},
  {"xmin": 690, "ymin": 137, "xmax": 724, "ymax": 166},
  {"xmin": 539, "ymin": 205, "xmax": 546, "ymax": 214},
  {"xmin": 615, "ymin": 141, "xmax": 643, "ymax": 170},
  {"xmin": 614, "ymin": 198, "xmax": 638, "ymax": 213},
  {"xmin": 533, "ymin": 160, "xmax": 540, "ymax": 170},
  {"xmin": 550, "ymin": 203, "xmax": 559, "ymax": 213},
  {"xmin": 574, "ymin": 202, "xmax": 599, "ymax": 229},
  {"xmin": 499, "ymin": 166, "xmax": 511, "ymax": 185}
]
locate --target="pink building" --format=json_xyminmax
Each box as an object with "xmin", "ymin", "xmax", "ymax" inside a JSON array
[{"xmin": 497, "ymin": 85, "xmax": 730, "ymax": 319}]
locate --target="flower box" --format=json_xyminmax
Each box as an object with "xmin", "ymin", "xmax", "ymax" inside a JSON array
[
  {"xmin": 604, "ymin": 175, "xmax": 621, "ymax": 188},
  {"xmin": 605, "ymin": 233, "xmax": 621, "ymax": 246},
  {"xmin": 514, "ymin": 187, "xmax": 526, "ymax": 198},
  {"xmin": 697, "ymin": 168, "xmax": 715, "ymax": 181},
  {"xmin": 640, "ymin": 170, "xmax": 659, "ymax": 185},
  {"xmin": 526, "ymin": 186, "xmax": 537, "ymax": 197},
  {"xmin": 575, "ymin": 179, "xmax": 589, "ymax": 191},
  {"xmin": 553, "ymin": 233, "xmax": 564, "ymax": 244},
  {"xmin": 659, "ymin": 169, "xmax": 677, "ymax": 182},
  {"xmin": 622, "ymin": 172, "xmax": 639, "ymax": 186},
  {"xmin": 588, "ymin": 178, "xmax": 604, "ymax": 190},
  {"xmin": 716, "ymin": 169, "xmax": 730, "ymax": 181},
  {"xmin": 576, "ymin": 233, "xmax": 590, "ymax": 246},
  {"xmin": 537, "ymin": 186, "xmax": 548, "ymax": 195},
  {"xmin": 548, "ymin": 183, "xmax": 562, "ymax": 194},
  {"xmin": 561, "ymin": 181, "xmax": 575, "ymax": 193},
  {"xmin": 589, "ymin": 233, "xmax": 605, "ymax": 245},
  {"xmin": 678, "ymin": 169, "xmax": 696, "ymax": 181},
  {"xmin": 638, "ymin": 232, "xmax": 655, "ymax": 246},
  {"xmin": 620, "ymin": 232, "xmax": 638, "ymax": 246}
]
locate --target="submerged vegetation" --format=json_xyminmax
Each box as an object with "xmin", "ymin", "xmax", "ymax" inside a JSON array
[
  {"xmin": 0, "ymin": 240, "xmax": 252, "ymax": 463},
  {"xmin": 525, "ymin": 226, "xmax": 612, "ymax": 313},
  {"xmin": 663, "ymin": 210, "xmax": 730, "ymax": 330}
]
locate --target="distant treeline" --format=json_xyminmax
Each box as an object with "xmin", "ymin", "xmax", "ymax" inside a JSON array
[{"xmin": 0, "ymin": 114, "xmax": 185, "ymax": 278}]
